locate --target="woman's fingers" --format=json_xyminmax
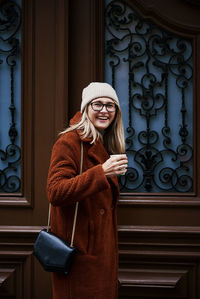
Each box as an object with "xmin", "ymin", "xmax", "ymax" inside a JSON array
[{"xmin": 102, "ymin": 154, "xmax": 128, "ymax": 177}]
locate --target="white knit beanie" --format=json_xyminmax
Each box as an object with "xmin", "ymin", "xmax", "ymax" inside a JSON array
[{"xmin": 81, "ymin": 82, "xmax": 119, "ymax": 112}]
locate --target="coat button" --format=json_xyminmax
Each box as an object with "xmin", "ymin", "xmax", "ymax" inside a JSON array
[{"xmin": 100, "ymin": 209, "xmax": 105, "ymax": 215}]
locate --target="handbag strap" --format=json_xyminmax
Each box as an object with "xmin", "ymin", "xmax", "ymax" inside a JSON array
[
  {"xmin": 47, "ymin": 141, "xmax": 84, "ymax": 248},
  {"xmin": 70, "ymin": 141, "xmax": 83, "ymax": 247}
]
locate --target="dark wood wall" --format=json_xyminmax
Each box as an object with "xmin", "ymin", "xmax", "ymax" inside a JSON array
[
  {"xmin": 0, "ymin": 0, "xmax": 68, "ymax": 297},
  {"xmin": 0, "ymin": 0, "xmax": 200, "ymax": 298}
]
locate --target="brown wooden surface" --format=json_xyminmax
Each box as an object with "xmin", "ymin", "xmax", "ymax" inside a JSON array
[
  {"xmin": 0, "ymin": 0, "xmax": 68, "ymax": 297},
  {"xmin": 0, "ymin": 0, "xmax": 200, "ymax": 298}
]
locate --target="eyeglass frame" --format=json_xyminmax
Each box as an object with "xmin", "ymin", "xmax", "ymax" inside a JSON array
[{"xmin": 90, "ymin": 100, "xmax": 117, "ymax": 112}]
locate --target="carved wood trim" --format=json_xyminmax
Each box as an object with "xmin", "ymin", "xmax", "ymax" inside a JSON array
[
  {"xmin": 0, "ymin": 269, "xmax": 14, "ymax": 287},
  {"xmin": 119, "ymin": 269, "xmax": 186, "ymax": 288},
  {"xmin": 119, "ymin": 195, "xmax": 200, "ymax": 207},
  {"xmin": 0, "ymin": 269, "xmax": 15, "ymax": 297},
  {"xmin": 0, "ymin": 225, "xmax": 199, "ymax": 298},
  {"xmin": 54, "ymin": 0, "xmax": 69, "ymax": 135},
  {"xmin": 118, "ymin": 225, "xmax": 200, "ymax": 260},
  {"xmin": 119, "ymin": 225, "xmax": 200, "ymax": 234},
  {"xmin": 90, "ymin": 0, "xmax": 104, "ymax": 82},
  {"xmin": 0, "ymin": 226, "xmax": 46, "ymax": 298},
  {"xmin": 125, "ymin": 0, "xmax": 200, "ymax": 34},
  {"xmin": 68, "ymin": 0, "xmax": 104, "ymax": 118},
  {"xmin": 0, "ymin": 253, "xmax": 33, "ymax": 298},
  {"xmin": 118, "ymin": 267, "xmax": 190, "ymax": 297},
  {"xmin": 118, "ymin": 225, "xmax": 199, "ymax": 298}
]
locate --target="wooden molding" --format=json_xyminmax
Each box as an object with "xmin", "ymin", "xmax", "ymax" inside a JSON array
[
  {"xmin": 0, "ymin": 226, "xmax": 46, "ymax": 298},
  {"xmin": 55, "ymin": 0, "xmax": 69, "ymax": 135},
  {"xmin": 118, "ymin": 225, "xmax": 199, "ymax": 298},
  {"xmin": 0, "ymin": 269, "xmax": 15, "ymax": 297},
  {"xmin": 0, "ymin": 269, "xmax": 14, "ymax": 287},
  {"xmin": 125, "ymin": 0, "xmax": 200, "ymax": 34},
  {"xmin": 119, "ymin": 194, "xmax": 200, "ymax": 207},
  {"xmin": 0, "ymin": 225, "xmax": 199, "ymax": 298},
  {"xmin": 119, "ymin": 269, "xmax": 187, "ymax": 288},
  {"xmin": 0, "ymin": 252, "xmax": 33, "ymax": 298},
  {"xmin": 90, "ymin": 0, "xmax": 104, "ymax": 82}
]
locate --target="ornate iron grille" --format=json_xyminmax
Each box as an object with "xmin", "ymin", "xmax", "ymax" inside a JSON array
[
  {"xmin": 0, "ymin": 0, "xmax": 21, "ymax": 193},
  {"xmin": 105, "ymin": 0, "xmax": 193, "ymax": 192}
]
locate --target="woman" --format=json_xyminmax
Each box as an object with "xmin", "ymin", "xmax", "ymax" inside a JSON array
[{"xmin": 47, "ymin": 82, "xmax": 128, "ymax": 299}]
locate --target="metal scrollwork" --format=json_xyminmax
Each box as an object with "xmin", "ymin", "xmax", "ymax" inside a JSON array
[
  {"xmin": 0, "ymin": 0, "xmax": 21, "ymax": 193},
  {"xmin": 105, "ymin": 0, "xmax": 193, "ymax": 192}
]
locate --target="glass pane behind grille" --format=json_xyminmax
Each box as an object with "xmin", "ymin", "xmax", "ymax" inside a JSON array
[
  {"xmin": 105, "ymin": 0, "xmax": 193, "ymax": 193},
  {"xmin": 0, "ymin": 0, "xmax": 22, "ymax": 193}
]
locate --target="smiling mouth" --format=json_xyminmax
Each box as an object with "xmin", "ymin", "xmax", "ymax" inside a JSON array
[{"xmin": 97, "ymin": 117, "xmax": 109, "ymax": 120}]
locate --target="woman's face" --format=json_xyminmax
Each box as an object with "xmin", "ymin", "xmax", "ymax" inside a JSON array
[{"xmin": 87, "ymin": 98, "xmax": 116, "ymax": 131}]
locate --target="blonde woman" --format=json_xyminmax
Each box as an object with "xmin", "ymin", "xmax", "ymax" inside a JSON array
[{"xmin": 47, "ymin": 82, "xmax": 128, "ymax": 299}]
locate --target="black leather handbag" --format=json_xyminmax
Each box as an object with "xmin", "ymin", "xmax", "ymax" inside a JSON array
[
  {"xmin": 34, "ymin": 142, "xmax": 83, "ymax": 275},
  {"xmin": 33, "ymin": 228, "xmax": 76, "ymax": 274}
]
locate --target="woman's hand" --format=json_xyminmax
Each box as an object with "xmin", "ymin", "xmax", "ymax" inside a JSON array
[{"xmin": 102, "ymin": 154, "xmax": 128, "ymax": 177}]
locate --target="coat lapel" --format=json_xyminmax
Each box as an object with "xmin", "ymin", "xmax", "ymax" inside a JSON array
[
  {"xmin": 87, "ymin": 138, "xmax": 109, "ymax": 164},
  {"xmin": 85, "ymin": 138, "xmax": 120, "ymax": 201}
]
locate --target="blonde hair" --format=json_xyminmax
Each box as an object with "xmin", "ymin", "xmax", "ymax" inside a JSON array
[{"xmin": 61, "ymin": 103, "xmax": 125, "ymax": 154}]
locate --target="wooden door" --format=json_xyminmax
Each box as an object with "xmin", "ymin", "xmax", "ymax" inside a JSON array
[
  {"xmin": 0, "ymin": 0, "xmax": 68, "ymax": 298},
  {"xmin": 69, "ymin": 0, "xmax": 200, "ymax": 298},
  {"xmin": 109, "ymin": 0, "xmax": 200, "ymax": 298}
]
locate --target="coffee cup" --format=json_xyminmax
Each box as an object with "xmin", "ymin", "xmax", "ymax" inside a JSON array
[{"xmin": 110, "ymin": 154, "xmax": 127, "ymax": 175}]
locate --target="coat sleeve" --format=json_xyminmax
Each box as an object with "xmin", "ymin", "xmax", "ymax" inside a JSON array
[{"xmin": 46, "ymin": 134, "xmax": 111, "ymax": 207}]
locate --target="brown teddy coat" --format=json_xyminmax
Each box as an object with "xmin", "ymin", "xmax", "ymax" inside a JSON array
[{"xmin": 46, "ymin": 112, "xmax": 120, "ymax": 299}]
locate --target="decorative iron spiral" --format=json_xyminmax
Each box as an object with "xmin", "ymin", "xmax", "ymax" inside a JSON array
[
  {"xmin": 105, "ymin": 0, "xmax": 193, "ymax": 192},
  {"xmin": 0, "ymin": 0, "xmax": 21, "ymax": 193}
]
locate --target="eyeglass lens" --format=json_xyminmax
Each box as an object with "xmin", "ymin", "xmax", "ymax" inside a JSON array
[{"xmin": 91, "ymin": 102, "xmax": 116, "ymax": 112}]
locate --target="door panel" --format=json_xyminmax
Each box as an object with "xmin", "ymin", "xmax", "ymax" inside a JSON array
[
  {"xmin": 113, "ymin": 0, "xmax": 200, "ymax": 298},
  {"xmin": 0, "ymin": 0, "xmax": 68, "ymax": 298}
]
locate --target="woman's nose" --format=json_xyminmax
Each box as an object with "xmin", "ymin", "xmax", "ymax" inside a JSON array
[{"xmin": 101, "ymin": 105, "xmax": 107, "ymax": 112}]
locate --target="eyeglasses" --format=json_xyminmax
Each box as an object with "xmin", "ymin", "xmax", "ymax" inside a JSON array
[{"xmin": 90, "ymin": 101, "xmax": 116, "ymax": 112}]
